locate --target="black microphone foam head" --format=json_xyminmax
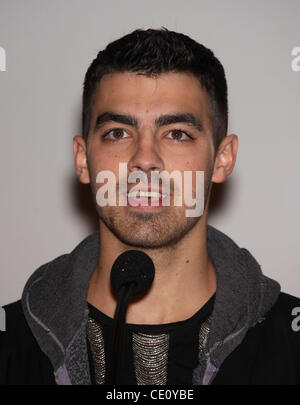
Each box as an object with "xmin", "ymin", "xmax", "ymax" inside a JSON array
[{"xmin": 110, "ymin": 250, "xmax": 155, "ymax": 296}]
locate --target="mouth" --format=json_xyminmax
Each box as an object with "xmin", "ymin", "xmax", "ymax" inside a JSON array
[{"xmin": 126, "ymin": 188, "xmax": 169, "ymax": 210}]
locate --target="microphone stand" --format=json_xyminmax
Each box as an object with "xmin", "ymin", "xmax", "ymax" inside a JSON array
[{"xmin": 107, "ymin": 282, "xmax": 135, "ymax": 385}]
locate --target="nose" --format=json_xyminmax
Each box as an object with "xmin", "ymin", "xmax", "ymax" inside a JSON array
[{"xmin": 127, "ymin": 135, "xmax": 164, "ymax": 175}]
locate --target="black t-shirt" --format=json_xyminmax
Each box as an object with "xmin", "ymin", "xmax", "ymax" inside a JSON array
[
  {"xmin": 1, "ymin": 292, "xmax": 300, "ymax": 385},
  {"xmin": 86, "ymin": 294, "xmax": 215, "ymax": 385}
]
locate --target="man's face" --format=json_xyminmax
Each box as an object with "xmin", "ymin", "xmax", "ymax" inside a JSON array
[{"xmin": 85, "ymin": 72, "xmax": 215, "ymax": 249}]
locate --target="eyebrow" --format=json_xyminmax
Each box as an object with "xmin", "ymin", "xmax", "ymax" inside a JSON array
[{"xmin": 94, "ymin": 111, "xmax": 203, "ymax": 133}]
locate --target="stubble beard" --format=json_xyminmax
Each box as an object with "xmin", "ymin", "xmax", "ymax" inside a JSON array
[
  {"xmin": 94, "ymin": 171, "xmax": 213, "ymax": 250},
  {"xmin": 98, "ymin": 205, "xmax": 200, "ymax": 249}
]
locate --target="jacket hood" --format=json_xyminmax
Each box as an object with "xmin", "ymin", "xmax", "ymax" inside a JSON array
[
  {"xmin": 193, "ymin": 226, "xmax": 281, "ymax": 384},
  {"xmin": 21, "ymin": 225, "xmax": 281, "ymax": 385}
]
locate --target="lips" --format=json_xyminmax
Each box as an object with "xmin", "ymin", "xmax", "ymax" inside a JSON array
[
  {"xmin": 127, "ymin": 190, "xmax": 167, "ymax": 199},
  {"xmin": 126, "ymin": 185, "xmax": 169, "ymax": 208},
  {"xmin": 127, "ymin": 185, "xmax": 167, "ymax": 199}
]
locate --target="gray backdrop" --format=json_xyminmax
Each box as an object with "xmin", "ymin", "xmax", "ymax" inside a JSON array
[{"xmin": 0, "ymin": 0, "xmax": 299, "ymax": 305}]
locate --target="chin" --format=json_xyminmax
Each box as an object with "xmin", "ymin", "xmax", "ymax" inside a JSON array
[{"xmin": 98, "ymin": 207, "xmax": 201, "ymax": 250}]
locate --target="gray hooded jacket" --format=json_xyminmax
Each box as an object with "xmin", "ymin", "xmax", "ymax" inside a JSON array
[{"xmin": 21, "ymin": 225, "xmax": 281, "ymax": 385}]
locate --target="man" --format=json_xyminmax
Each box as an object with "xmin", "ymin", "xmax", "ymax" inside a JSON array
[{"xmin": 1, "ymin": 28, "xmax": 300, "ymax": 385}]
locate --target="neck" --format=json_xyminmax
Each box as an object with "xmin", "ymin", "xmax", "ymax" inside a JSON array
[{"xmin": 87, "ymin": 215, "xmax": 216, "ymax": 325}]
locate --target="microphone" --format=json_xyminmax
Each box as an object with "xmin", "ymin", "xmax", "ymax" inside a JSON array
[{"xmin": 107, "ymin": 250, "xmax": 155, "ymax": 385}]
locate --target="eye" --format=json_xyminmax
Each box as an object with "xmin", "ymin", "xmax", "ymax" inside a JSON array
[
  {"xmin": 102, "ymin": 128, "xmax": 130, "ymax": 142},
  {"xmin": 166, "ymin": 129, "xmax": 193, "ymax": 142}
]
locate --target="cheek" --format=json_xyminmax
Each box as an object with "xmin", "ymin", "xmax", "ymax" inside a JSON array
[
  {"xmin": 166, "ymin": 139, "xmax": 213, "ymax": 173},
  {"xmin": 88, "ymin": 151, "xmax": 121, "ymax": 175},
  {"xmin": 175, "ymin": 155, "xmax": 214, "ymax": 195},
  {"xmin": 168, "ymin": 158, "xmax": 210, "ymax": 173},
  {"xmin": 88, "ymin": 153, "xmax": 125, "ymax": 195},
  {"xmin": 189, "ymin": 147, "xmax": 214, "ymax": 174}
]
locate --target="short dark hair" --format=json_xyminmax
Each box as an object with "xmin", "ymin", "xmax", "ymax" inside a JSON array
[{"xmin": 82, "ymin": 27, "xmax": 228, "ymax": 151}]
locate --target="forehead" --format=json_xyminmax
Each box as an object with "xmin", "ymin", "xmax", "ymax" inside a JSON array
[{"xmin": 92, "ymin": 72, "xmax": 211, "ymax": 125}]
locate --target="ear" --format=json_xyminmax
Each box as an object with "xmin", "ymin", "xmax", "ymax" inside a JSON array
[
  {"xmin": 73, "ymin": 135, "xmax": 90, "ymax": 184},
  {"xmin": 211, "ymin": 134, "xmax": 238, "ymax": 183}
]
